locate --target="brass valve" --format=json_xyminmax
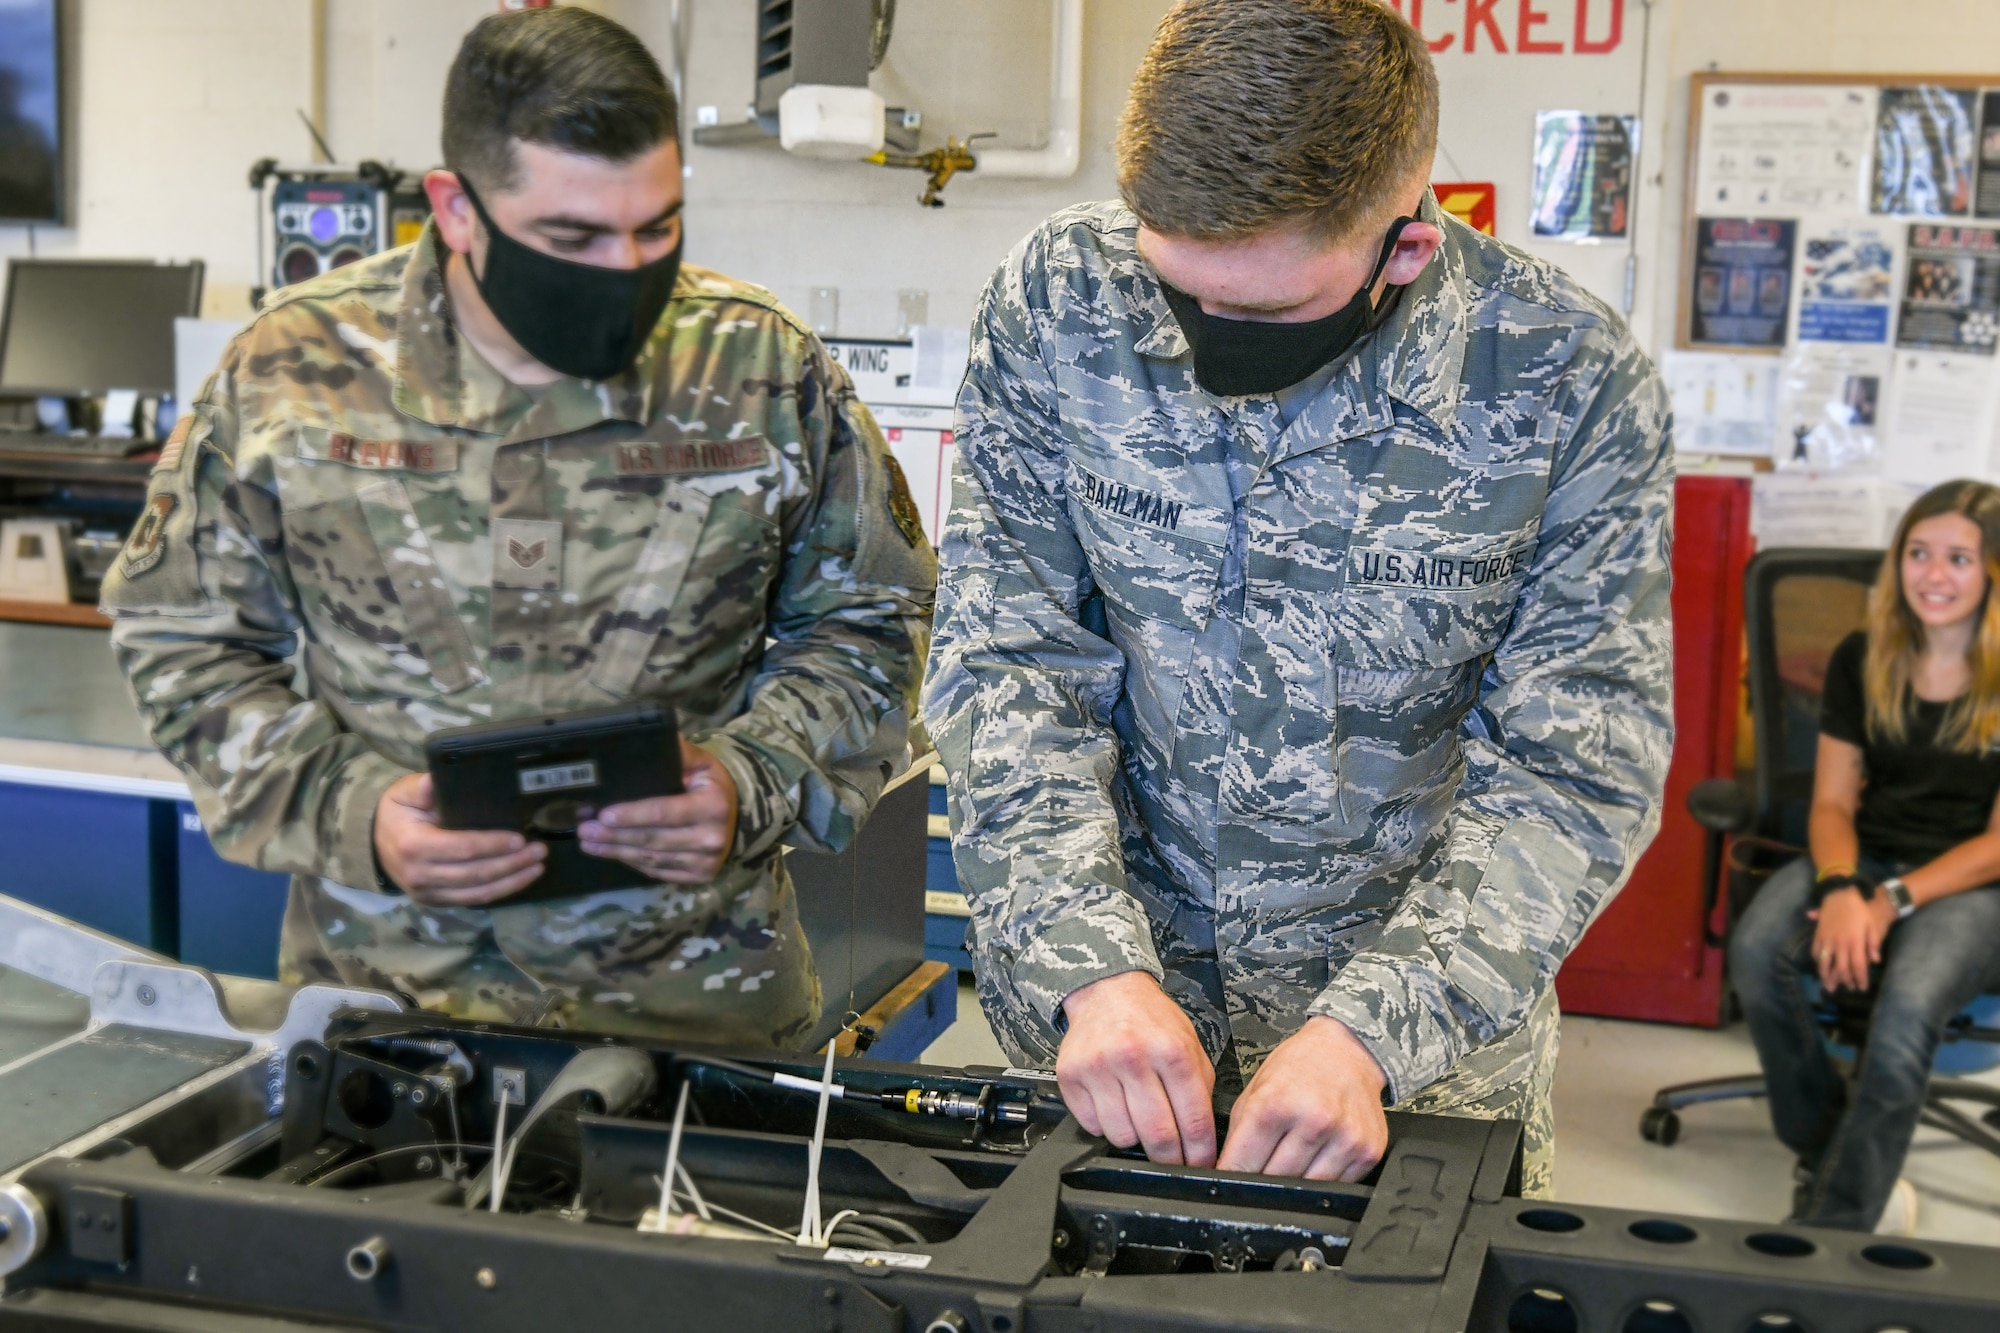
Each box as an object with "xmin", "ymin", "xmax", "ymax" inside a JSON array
[{"xmin": 866, "ymin": 135, "xmax": 989, "ymax": 207}]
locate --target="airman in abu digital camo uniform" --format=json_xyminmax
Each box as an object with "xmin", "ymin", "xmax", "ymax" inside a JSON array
[
  {"xmin": 102, "ymin": 9, "xmax": 934, "ymax": 1048},
  {"xmin": 924, "ymin": 0, "xmax": 1671, "ymax": 1192}
]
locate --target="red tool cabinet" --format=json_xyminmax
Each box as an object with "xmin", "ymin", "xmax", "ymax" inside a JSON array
[{"xmin": 1555, "ymin": 474, "xmax": 1754, "ymax": 1027}]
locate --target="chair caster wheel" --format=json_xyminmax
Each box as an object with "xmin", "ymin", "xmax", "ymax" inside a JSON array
[{"xmin": 1640, "ymin": 1106, "xmax": 1681, "ymax": 1146}]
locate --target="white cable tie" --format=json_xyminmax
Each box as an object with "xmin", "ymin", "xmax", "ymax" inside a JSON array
[
  {"xmin": 445, "ymin": 1083, "xmax": 465, "ymax": 1175},
  {"xmin": 488, "ymin": 1094, "xmax": 510, "ymax": 1215},
  {"xmin": 674, "ymin": 1161, "xmax": 713, "ymax": 1222},
  {"xmin": 821, "ymin": 1208, "xmax": 861, "ymax": 1247},
  {"xmin": 677, "ymin": 1190, "xmax": 792, "ymax": 1240},
  {"xmin": 773, "ymin": 1072, "xmax": 846, "ymax": 1097},
  {"xmin": 661, "ymin": 1082, "xmax": 691, "ymax": 1220},
  {"xmin": 796, "ymin": 1038, "xmax": 838, "ymax": 1246}
]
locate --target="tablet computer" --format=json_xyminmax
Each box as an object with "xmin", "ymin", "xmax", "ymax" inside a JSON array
[{"xmin": 425, "ymin": 702, "xmax": 683, "ymax": 901}]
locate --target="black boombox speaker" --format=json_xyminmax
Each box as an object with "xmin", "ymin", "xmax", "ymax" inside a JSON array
[{"xmin": 248, "ymin": 160, "xmax": 434, "ymax": 305}]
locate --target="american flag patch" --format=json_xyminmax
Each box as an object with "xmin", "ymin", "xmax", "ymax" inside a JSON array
[{"xmin": 157, "ymin": 415, "xmax": 192, "ymax": 470}]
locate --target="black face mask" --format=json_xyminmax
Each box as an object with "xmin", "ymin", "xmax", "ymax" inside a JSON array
[
  {"xmin": 1159, "ymin": 216, "xmax": 1416, "ymax": 397},
  {"xmin": 457, "ymin": 176, "xmax": 681, "ymax": 382}
]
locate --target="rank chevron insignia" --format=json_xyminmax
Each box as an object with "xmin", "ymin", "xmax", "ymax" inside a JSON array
[{"xmin": 508, "ymin": 537, "xmax": 549, "ymax": 569}]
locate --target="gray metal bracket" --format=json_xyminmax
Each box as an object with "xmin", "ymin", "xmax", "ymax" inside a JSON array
[{"xmin": 0, "ymin": 893, "xmax": 157, "ymax": 995}]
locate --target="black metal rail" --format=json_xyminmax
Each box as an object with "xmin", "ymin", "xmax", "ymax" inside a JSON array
[{"xmin": 5, "ymin": 1008, "xmax": 1998, "ymax": 1332}]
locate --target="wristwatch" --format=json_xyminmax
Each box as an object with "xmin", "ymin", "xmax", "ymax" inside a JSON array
[{"xmin": 1879, "ymin": 876, "xmax": 1917, "ymax": 919}]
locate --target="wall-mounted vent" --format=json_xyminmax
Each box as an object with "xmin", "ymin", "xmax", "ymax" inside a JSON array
[
  {"xmin": 756, "ymin": 1, "xmax": 794, "ymax": 103},
  {"xmin": 754, "ymin": 0, "xmax": 873, "ymax": 118}
]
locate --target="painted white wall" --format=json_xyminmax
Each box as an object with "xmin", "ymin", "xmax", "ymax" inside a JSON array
[
  {"xmin": 666, "ymin": 0, "xmax": 1155, "ymax": 341},
  {"xmin": 2, "ymin": 0, "xmax": 321, "ymax": 315},
  {"xmin": 1411, "ymin": 0, "xmax": 1667, "ymax": 347},
  {"xmin": 1, "ymin": 0, "xmax": 1997, "ymax": 353}
]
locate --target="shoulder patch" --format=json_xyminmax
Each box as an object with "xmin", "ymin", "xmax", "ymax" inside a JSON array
[
  {"xmin": 121, "ymin": 494, "xmax": 177, "ymax": 579},
  {"xmin": 156, "ymin": 415, "xmax": 193, "ymax": 471},
  {"xmin": 885, "ymin": 454, "xmax": 926, "ymax": 549}
]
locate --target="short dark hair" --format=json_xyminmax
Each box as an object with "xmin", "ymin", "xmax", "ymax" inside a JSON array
[
  {"xmin": 442, "ymin": 7, "xmax": 678, "ymax": 192},
  {"xmin": 1117, "ymin": 0, "xmax": 1439, "ymax": 243}
]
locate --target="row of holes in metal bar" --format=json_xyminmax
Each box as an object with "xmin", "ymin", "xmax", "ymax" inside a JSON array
[{"xmin": 1506, "ymin": 1207, "xmax": 1935, "ymax": 1333}]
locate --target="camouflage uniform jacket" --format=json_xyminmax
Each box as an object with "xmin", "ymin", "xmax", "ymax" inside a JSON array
[
  {"xmin": 102, "ymin": 225, "xmax": 936, "ymax": 1041},
  {"xmin": 924, "ymin": 197, "xmax": 1673, "ymax": 1103}
]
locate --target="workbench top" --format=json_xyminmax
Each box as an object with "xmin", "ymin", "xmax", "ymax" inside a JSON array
[{"xmin": 0, "ymin": 620, "xmax": 186, "ymax": 797}]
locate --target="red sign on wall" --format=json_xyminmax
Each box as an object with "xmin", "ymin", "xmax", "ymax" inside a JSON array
[
  {"xmin": 1434, "ymin": 183, "xmax": 1498, "ymax": 235},
  {"xmin": 1386, "ymin": 0, "xmax": 1625, "ymax": 55}
]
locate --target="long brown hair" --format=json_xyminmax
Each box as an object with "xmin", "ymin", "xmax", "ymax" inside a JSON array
[{"xmin": 1864, "ymin": 478, "xmax": 2000, "ymax": 750}]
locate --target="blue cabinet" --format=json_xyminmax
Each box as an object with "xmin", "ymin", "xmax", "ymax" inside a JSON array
[
  {"xmin": 176, "ymin": 803, "xmax": 290, "ymax": 980},
  {"xmin": 0, "ymin": 779, "xmax": 167, "ymax": 950},
  {"xmin": 0, "ymin": 781, "xmax": 291, "ymax": 979},
  {"xmin": 0, "ymin": 769, "xmax": 956, "ymax": 1002}
]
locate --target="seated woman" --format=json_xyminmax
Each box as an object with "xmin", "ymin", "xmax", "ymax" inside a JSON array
[{"xmin": 1733, "ymin": 477, "xmax": 2000, "ymax": 1233}]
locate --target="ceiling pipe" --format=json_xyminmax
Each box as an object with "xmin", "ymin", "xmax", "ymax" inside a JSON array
[
  {"xmin": 973, "ymin": 0, "xmax": 1082, "ymax": 179},
  {"xmin": 306, "ymin": 0, "xmax": 329, "ymax": 163}
]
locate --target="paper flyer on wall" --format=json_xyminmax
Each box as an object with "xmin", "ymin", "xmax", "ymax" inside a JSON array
[
  {"xmin": 1879, "ymin": 349, "xmax": 2000, "ymax": 486},
  {"xmin": 1689, "ymin": 217, "xmax": 1797, "ymax": 348},
  {"xmin": 1896, "ymin": 224, "xmax": 2000, "ymax": 355},
  {"xmin": 1662, "ymin": 350, "xmax": 1779, "ymax": 456},
  {"xmin": 1872, "ymin": 85, "xmax": 1977, "ymax": 217},
  {"xmin": 1978, "ymin": 91, "xmax": 2000, "ymax": 221},
  {"xmin": 1529, "ymin": 111, "xmax": 1637, "ymax": 242},
  {"xmin": 1752, "ymin": 470, "xmax": 1920, "ymax": 548},
  {"xmin": 1793, "ymin": 223, "xmax": 1899, "ymax": 343},
  {"xmin": 1751, "ymin": 472, "xmax": 1919, "ymax": 550},
  {"xmin": 1776, "ymin": 344, "xmax": 1890, "ymax": 471},
  {"xmin": 1693, "ymin": 83, "xmax": 1875, "ymax": 214},
  {"xmin": 1775, "ymin": 223, "xmax": 1899, "ymax": 471}
]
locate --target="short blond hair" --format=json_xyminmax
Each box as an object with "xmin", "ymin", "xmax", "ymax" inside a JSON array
[{"xmin": 1116, "ymin": 0, "xmax": 1439, "ymax": 243}]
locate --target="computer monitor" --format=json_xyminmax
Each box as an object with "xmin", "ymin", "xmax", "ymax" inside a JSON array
[{"xmin": 0, "ymin": 259, "xmax": 204, "ymax": 397}]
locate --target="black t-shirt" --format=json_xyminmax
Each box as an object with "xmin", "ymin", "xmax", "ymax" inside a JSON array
[{"xmin": 1820, "ymin": 631, "xmax": 2000, "ymax": 864}]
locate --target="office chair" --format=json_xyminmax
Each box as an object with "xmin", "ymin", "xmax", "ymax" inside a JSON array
[{"xmin": 1640, "ymin": 548, "xmax": 2000, "ymax": 1157}]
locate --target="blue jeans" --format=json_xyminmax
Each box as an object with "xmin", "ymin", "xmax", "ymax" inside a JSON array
[{"xmin": 1729, "ymin": 855, "xmax": 2000, "ymax": 1230}]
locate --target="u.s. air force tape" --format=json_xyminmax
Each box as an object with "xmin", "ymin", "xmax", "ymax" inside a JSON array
[{"xmin": 1348, "ymin": 542, "xmax": 1533, "ymax": 592}]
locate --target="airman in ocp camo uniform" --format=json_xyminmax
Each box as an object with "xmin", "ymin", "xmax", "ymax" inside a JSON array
[
  {"xmin": 100, "ymin": 8, "xmax": 935, "ymax": 1048},
  {"xmin": 923, "ymin": 0, "xmax": 1671, "ymax": 1193}
]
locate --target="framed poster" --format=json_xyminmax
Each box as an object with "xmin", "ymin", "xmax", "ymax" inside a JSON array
[
  {"xmin": 1897, "ymin": 224, "xmax": 2000, "ymax": 355},
  {"xmin": 1977, "ymin": 90, "xmax": 2000, "ymax": 220},
  {"xmin": 1872, "ymin": 85, "xmax": 1978, "ymax": 217},
  {"xmin": 1688, "ymin": 217, "xmax": 1797, "ymax": 349},
  {"xmin": 1794, "ymin": 223, "xmax": 1899, "ymax": 344},
  {"xmin": 1692, "ymin": 83, "xmax": 1873, "ymax": 213},
  {"xmin": 1530, "ymin": 111, "xmax": 1637, "ymax": 241}
]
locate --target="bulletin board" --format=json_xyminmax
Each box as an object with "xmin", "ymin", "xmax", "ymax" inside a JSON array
[{"xmin": 1672, "ymin": 72, "xmax": 2000, "ymax": 489}]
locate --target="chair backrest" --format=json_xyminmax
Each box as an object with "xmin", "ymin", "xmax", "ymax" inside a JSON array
[{"xmin": 1745, "ymin": 547, "xmax": 1884, "ymax": 845}]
